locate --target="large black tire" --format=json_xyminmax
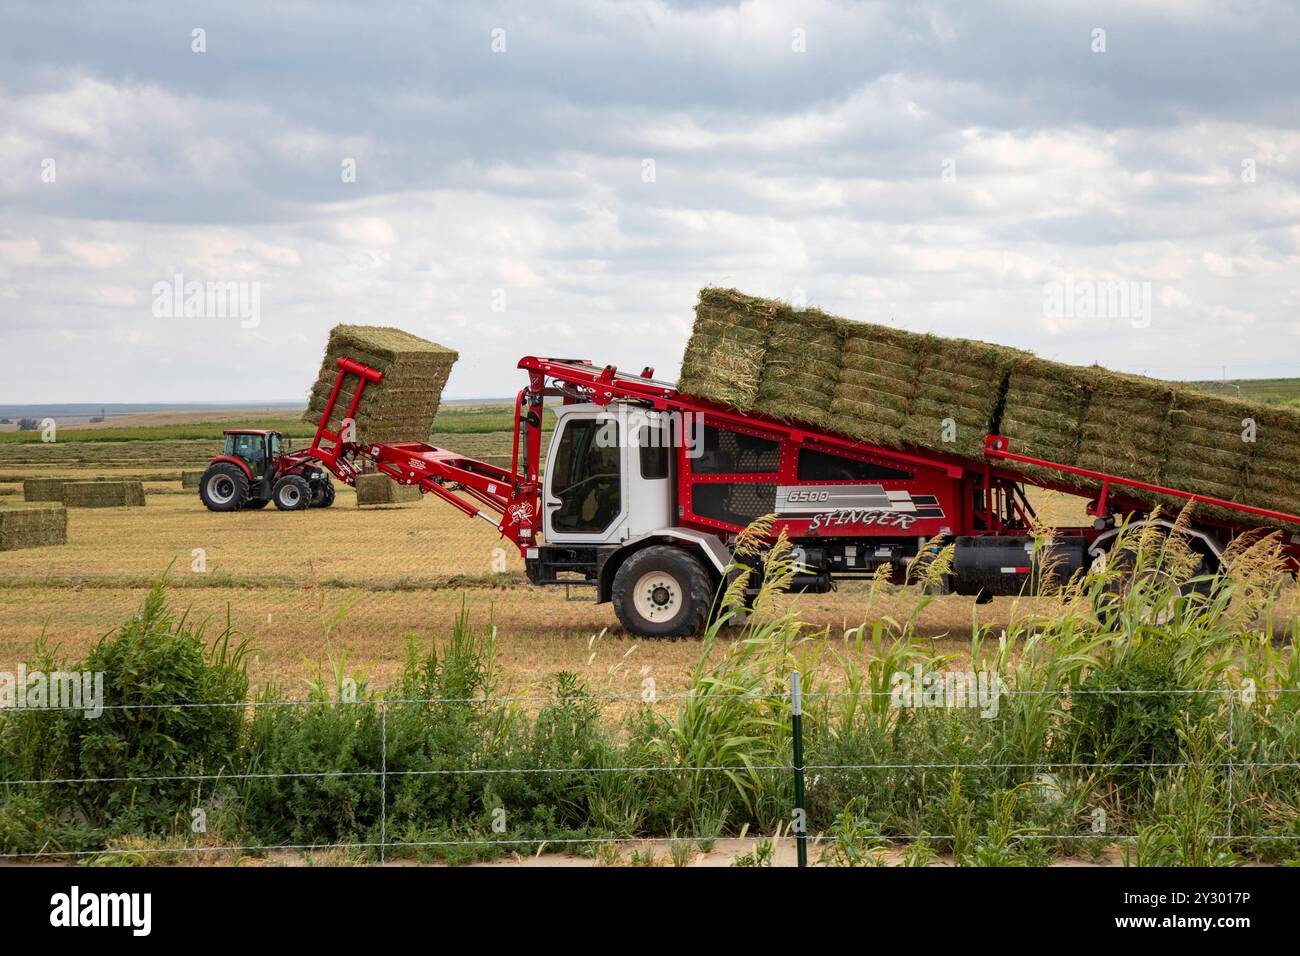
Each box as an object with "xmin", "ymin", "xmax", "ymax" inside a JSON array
[
  {"xmin": 611, "ymin": 545, "xmax": 713, "ymax": 639},
  {"xmin": 198, "ymin": 463, "xmax": 249, "ymax": 512},
  {"xmin": 311, "ymin": 479, "xmax": 336, "ymax": 509},
  {"xmin": 1092, "ymin": 539, "xmax": 1214, "ymax": 626},
  {"xmin": 272, "ymin": 475, "xmax": 312, "ymax": 511}
]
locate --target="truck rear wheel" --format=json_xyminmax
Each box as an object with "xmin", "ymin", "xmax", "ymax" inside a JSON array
[
  {"xmin": 1091, "ymin": 539, "xmax": 1214, "ymax": 626},
  {"xmin": 272, "ymin": 475, "xmax": 311, "ymax": 511},
  {"xmin": 611, "ymin": 545, "xmax": 712, "ymax": 638},
  {"xmin": 199, "ymin": 463, "xmax": 249, "ymax": 512}
]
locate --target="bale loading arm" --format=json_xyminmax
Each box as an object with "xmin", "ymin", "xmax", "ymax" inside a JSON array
[{"xmin": 304, "ymin": 356, "xmax": 543, "ymax": 548}]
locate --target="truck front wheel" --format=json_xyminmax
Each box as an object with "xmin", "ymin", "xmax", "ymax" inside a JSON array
[{"xmin": 611, "ymin": 545, "xmax": 713, "ymax": 638}]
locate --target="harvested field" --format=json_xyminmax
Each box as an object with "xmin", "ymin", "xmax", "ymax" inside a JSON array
[
  {"xmin": 61, "ymin": 480, "xmax": 146, "ymax": 508},
  {"xmin": 355, "ymin": 472, "xmax": 423, "ymax": 506},
  {"xmin": 305, "ymin": 325, "xmax": 457, "ymax": 444},
  {"xmin": 0, "ymin": 485, "xmax": 1137, "ymax": 695},
  {"xmin": 0, "ymin": 505, "xmax": 67, "ymax": 551},
  {"xmin": 679, "ymin": 289, "xmax": 1300, "ymax": 526}
]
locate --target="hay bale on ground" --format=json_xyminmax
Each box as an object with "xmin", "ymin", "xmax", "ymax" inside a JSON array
[
  {"xmin": 304, "ymin": 325, "xmax": 458, "ymax": 445},
  {"xmin": 181, "ymin": 470, "xmax": 205, "ymax": 489},
  {"xmin": 354, "ymin": 473, "xmax": 423, "ymax": 506},
  {"xmin": 61, "ymin": 481, "xmax": 146, "ymax": 508},
  {"xmin": 23, "ymin": 478, "xmax": 66, "ymax": 502},
  {"xmin": 0, "ymin": 506, "xmax": 67, "ymax": 550}
]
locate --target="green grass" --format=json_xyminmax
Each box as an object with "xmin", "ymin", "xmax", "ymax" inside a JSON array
[{"xmin": 3, "ymin": 518, "xmax": 1298, "ymax": 866}]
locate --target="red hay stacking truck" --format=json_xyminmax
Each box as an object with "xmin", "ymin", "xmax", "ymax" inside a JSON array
[{"xmin": 290, "ymin": 354, "xmax": 1299, "ymax": 638}]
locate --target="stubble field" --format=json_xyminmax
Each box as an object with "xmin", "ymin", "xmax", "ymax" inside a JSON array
[{"xmin": 0, "ymin": 407, "xmax": 1291, "ymax": 700}]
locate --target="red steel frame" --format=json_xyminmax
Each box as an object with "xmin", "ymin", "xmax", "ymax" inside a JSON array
[{"xmin": 302, "ymin": 355, "xmax": 1300, "ymax": 562}]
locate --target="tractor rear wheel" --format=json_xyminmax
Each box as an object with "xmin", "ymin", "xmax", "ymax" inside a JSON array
[
  {"xmin": 199, "ymin": 463, "xmax": 249, "ymax": 512},
  {"xmin": 611, "ymin": 545, "xmax": 713, "ymax": 639},
  {"xmin": 272, "ymin": 475, "xmax": 311, "ymax": 511},
  {"xmin": 311, "ymin": 479, "xmax": 336, "ymax": 508}
]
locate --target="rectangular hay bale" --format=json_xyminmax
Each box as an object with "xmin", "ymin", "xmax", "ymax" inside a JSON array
[
  {"xmin": 61, "ymin": 480, "xmax": 146, "ymax": 508},
  {"xmin": 354, "ymin": 473, "xmax": 423, "ymax": 506},
  {"xmin": 304, "ymin": 325, "xmax": 458, "ymax": 445},
  {"xmin": 180, "ymin": 470, "xmax": 205, "ymax": 489},
  {"xmin": 0, "ymin": 506, "xmax": 68, "ymax": 551},
  {"xmin": 678, "ymin": 288, "xmax": 1300, "ymax": 527},
  {"xmin": 23, "ymin": 478, "xmax": 66, "ymax": 502}
]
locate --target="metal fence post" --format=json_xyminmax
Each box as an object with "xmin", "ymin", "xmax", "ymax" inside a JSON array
[
  {"xmin": 380, "ymin": 698, "xmax": 387, "ymax": 865},
  {"xmin": 791, "ymin": 671, "xmax": 808, "ymax": 868},
  {"xmin": 1226, "ymin": 688, "xmax": 1234, "ymax": 842}
]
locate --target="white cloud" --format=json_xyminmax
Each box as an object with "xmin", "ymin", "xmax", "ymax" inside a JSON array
[{"xmin": 2, "ymin": 1, "xmax": 1299, "ymax": 401}]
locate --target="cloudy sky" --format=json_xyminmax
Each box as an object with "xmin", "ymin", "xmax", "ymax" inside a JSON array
[{"xmin": 2, "ymin": 0, "xmax": 1298, "ymax": 403}]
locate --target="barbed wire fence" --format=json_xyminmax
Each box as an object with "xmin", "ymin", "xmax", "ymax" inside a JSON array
[{"xmin": 2, "ymin": 677, "xmax": 1297, "ymax": 866}]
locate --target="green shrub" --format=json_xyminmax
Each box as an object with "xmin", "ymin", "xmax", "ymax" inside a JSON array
[{"xmin": 0, "ymin": 581, "xmax": 249, "ymax": 851}]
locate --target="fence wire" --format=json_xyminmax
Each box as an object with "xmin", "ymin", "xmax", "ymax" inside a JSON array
[{"xmin": 2, "ymin": 684, "xmax": 1297, "ymax": 864}]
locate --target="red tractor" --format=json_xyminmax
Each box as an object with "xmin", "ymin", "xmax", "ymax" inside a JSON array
[{"xmin": 198, "ymin": 429, "xmax": 336, "ymax": 512}]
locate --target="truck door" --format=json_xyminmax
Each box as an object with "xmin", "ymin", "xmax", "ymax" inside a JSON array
[{"xmin": 544, "ymin": 410, "xmax": 628, "ymax": 543}]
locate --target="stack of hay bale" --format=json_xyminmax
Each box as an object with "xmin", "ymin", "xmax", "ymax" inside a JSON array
[
  {"xmin": 0, "ymin": 506, "xmax": 67, "ymax": 550},
  {"xmin": 677, "ymin": 288, "xmax": 1300, "ymax": 527},
  {"xmin": 304, "ymin": 325, "xmax": 458, "ymax": 444},
  {"xmin": 354, "ymin": 473, "xmax": 423, "ymax": 506},
  {"xmin": 679, "ymin": 288, "xmax": 1021, "ymax": 461},
  {"xmin": 61, "ymin": 480, "xmax": 146, "ymax": 508},
  {"xmin": 180, "ymin": 470, "xmax": 205, "ymax": 490}
]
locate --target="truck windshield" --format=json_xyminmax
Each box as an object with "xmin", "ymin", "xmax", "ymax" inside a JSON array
[{"xmin": 550, "ymin": 419, "xmax": 621, "ymax": 534}]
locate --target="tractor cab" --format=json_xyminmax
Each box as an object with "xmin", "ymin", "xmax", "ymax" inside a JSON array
[{"xmin": 222, "ymin": 429, "xmax": 283, "ymax": 477}]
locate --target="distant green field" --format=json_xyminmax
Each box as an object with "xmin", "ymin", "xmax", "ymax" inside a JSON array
[
  {"xmin": 0, "ymin": 404, "xmax": 540, "ymax": 444},
  {"xmin": 0, "ymin": 417, "xmax": 314, "ymax": 444},
  {"xmin": 1190, "ymin": 378, "xmax": 1300, "ymax": 405},
  {"xmin": 3, "ymin": 377, "xmax": 1294, "ymax": 447}
]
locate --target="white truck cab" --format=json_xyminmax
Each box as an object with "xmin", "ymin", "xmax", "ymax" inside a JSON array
[
  {"xmin": 542, "ymin": 403, "xmax": 675, "ymax": 545},
  {"xmin": 530, "ymin": 402, "xmax": 729, "ymax": 637}
]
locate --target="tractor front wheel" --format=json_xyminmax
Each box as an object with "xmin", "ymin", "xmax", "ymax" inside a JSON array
[
  {"xmin": 272, "ymin": 475, "xmax": 312, "ymax": 511},
  {"xmin": 199, "ymin": 463, "xmax": 249, "ymax": 512}
]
